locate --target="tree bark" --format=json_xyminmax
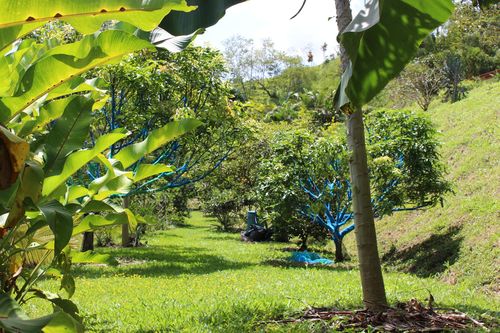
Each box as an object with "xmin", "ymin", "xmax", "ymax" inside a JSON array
[
  {"xmin": 334, "ymin": 239, "xmax": 344, "ymax": 262},
  {"xmin": 121, "ymin": 196, "xmax": 130, "ymax": 247},
  {"xmin": 299, "ymin": 234, "xmax": 308, "ymax": 251},
  {"xmin": 81, "ymin": 232, "xmax": 94, "ymax": 252},
  {"xmin": 334, "ymin": 0, "xmax": 353, "ymax": 72},
  {"xmin": 334, "ymin": 0, "xmax": 388, "ymax": 311},
  {"xmin": 347, "ymin": 107, "xmax": 387, "ymax": 310}
]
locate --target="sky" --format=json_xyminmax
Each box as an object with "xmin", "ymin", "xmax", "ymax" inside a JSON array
[{"xmin": 195, "ymin": 0, "xmax": 365, "ymax": 65}]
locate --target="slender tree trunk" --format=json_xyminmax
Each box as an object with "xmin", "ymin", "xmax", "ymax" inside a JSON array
[
  {"xmin": 121, "ymin": 196, "xmax": 130, "ymax": 247},
  {"xmin": 334, "ymin": 0, "xmax": 353, "ymax": 72},
  {"xmin": 81, "ymin": 232, "xmax": 94, "ymax": 252},
  {"xmin": 347, "ymin": 108, "xmax": 387, "ymax": 310},
  {"xmin": 334, "ymin": 239, "xmax": 344, "ymax": 262},
  {"xmin": 299, "ymin": 234, "xmax": 308, "ymax": 251},
  {"xmin": 334, "ymin": 0, "xmax": 388, "ymax": 311}
]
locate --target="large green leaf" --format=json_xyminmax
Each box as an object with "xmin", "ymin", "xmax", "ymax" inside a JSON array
[
  {"xmin": 47, "ymin": 77, "xmax": 107, "ymax": 102},
  {"xmin": 0, "ymin": 39, "xmax": 42, "ymax": 97},
  {"xmin": 149, "ymin": 27, "xmax": 201, "ymax": 51},
  {"xmin": 64, "ymin": 186, "xmax": 89, "ymax": 204},
  {"xmin": 0, "ymin": 23, "xmax": 45, "ymax": 55},
  {"xmin": 111, "ymin": 22, "xmax": 201, "ymax": 52},
  {"xmin": 79, "ymin": 200, "xmax": 122, "ymax": 214},
  {"xmin": 42, "ymin": 311, "xmax": 83, "ymax": 333},
  {"xmin": 160, "ymin": 0, "xmax": 247, "ymax": 36},
  {"xmin": 44, "ymin": 96, "xmax": 94, "ymax": 176},
  {"xmin": 90, "ymin": 173, "xmax": 133, "ymax": 201},
  {"xmin": 334, "ymin": 0, "xmax": 454, "ymax": 109},
  {"xmin": 11, "ymin": 80, "xmax": 106, "ymax": 136},
  {"xmin": 11, "ymin": 98, "xmax": 66, "ymax": 137},
  {"xmin": 0, "ymin": 30, "xmax": 154, "ymax": 123},
  {"xmin": 0, "ymin": 292, "xmax": 55, "ymax": 333},
  {"xmin": 0, "ymin": 0, "xmax": 196, "ymax": 51},
  {"xmin": 133, "ymin": 164, "xmax": 174, "ymax": 182},
  {"xmin": 87, "ymin": 154, "xmax": 133, "ymax": 200},
  {"xmin": 39, "ymin": 200, "xmax": 73, "ymax": 255},
  {"xmin": 42, "ymin": 129, "xmax": 129, "ymax": 197},
  {"xmin": 30, "ymin": 290, "xmax": 81, "ymax": 323},
  {"xmin": 0, "ymin": 38, "xmax": 64, "ymax": 98},
  {"xmin": 114, "ymin": 118, "xmax": 202, "ymax": 169},
  {"xmin": 72, "ymin": 211, "xmax": 136, "ymax": 235},
  {"xmin": 71, "ymin": 251, "xmax": 118, "ymax": 266}
]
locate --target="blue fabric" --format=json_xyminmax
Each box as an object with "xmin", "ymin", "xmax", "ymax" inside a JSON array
[{"xmin": 290, "ymin": 251, "xmax": 334, "ymax": 265}]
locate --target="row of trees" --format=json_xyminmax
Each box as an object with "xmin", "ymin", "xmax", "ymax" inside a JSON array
[{"xmin": 197, "ymin": 106, "xmax": 451, "ymax": 260}]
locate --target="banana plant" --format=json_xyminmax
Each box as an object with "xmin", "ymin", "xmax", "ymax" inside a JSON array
[{"xmin": 0, "ymin": 0, "xmax": 246, "ymax": 331}]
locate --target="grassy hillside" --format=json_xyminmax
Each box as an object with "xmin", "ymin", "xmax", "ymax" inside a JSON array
[{"xmin": 345, "ymin": 80, "xmax": 499, "ymax": 293}]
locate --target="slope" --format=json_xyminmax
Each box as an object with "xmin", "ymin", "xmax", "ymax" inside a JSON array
[{"xmin": 346, "ymin": 80, "xmax": 499, "ymax": 293}]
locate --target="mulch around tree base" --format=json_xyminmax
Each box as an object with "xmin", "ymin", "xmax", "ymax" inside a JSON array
[{"xmin": 267, "ymin": 299, "xmax": 492, "ymax": 332}]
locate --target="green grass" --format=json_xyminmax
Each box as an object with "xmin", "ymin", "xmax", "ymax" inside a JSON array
[
  {"xmin": 342, "ymin": 80, "xmax": 499, "ymax": 293},
  {"xmin": 28, "ymin": 211, "xmax": 498, "ymax": 332}
]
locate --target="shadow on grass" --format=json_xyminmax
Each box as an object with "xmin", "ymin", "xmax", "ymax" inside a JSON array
[
  {"xmin": 72, "ymin": 244, "xmax": 254, "ymax": 278},
  {"xmin": 382, "ymin": 225, "xmax": 464, "ymax": 277}
]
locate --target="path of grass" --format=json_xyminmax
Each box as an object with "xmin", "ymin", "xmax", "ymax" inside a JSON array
[{"xmin": 29, "ymin": 212, "xmax": 498, "ymax": 332}]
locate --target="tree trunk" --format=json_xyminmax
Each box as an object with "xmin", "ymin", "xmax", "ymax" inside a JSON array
[
  {"xmin": 347, "ymin": 108, "xmax": 387, "ymax": 310},
  {"xmin": 334, "ymin": 239, "xmax": 344, "ymax": 262},
  {"xmin": 334, "ymin": 0, "xmax": 353, "ymax": 72},
  {"xmin": 299, "ymin": 234, "xmax": 308, "ymax": 251},
  {"xmin": 81, "ymin": 232, "xmax": 94, "ymax": 252},
  {"xmin": 121, "ymin": 196, "xmax": 130, "ymax": 247},
  {"xmin": 334, "ymin": 0, "xmax": 388, "ymax": 311}
]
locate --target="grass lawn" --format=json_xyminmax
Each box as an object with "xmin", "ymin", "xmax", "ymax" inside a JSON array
[{"xmin": 27, "ymin": 211, "xmax": 498, "ymax": 332}]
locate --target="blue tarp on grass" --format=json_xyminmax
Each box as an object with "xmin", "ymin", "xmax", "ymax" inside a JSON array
[{"xmin": 290, "ymin": 251, "xmax": 334, "ymax": 265}]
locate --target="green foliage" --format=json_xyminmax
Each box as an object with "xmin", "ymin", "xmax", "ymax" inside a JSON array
[
  {"xmin": 26, "ymin": 213, "xmax": 498, "ymax": 332},
  {"xmin": 196, "ymin": 120, "xmax": 257, "ymax": 232},
  {"xmin": 442, "ymin": 53, "xmax": 467, "ymax": 102},
  {"xmin": 0, "ymin": 292, "xmax": 56, "ymax": 333},
  {"xmin": 438, "ymin": 3, "xmax": 499, "ymax": 78},
  {"xmin": 365, "ymin": 109, "xmax": 452, "ymax": 215},
  {"xmin": 0, "ymin": 30, "xmax": 155, "ymax": 123},
  {"xmin": 159, "ymin": 0, "xmax": 246, "ymax": 36},
  {"xmin": 256, "ymin": 128, "xmax": 327, "ymax": 246},
  {"xmin": 90, "ymin": 45, "xmax": 241, "ymax": 198},
  {"xmin": 368, "ymin": 80, "xmax": 500, "ymax": 293},
  {"xmin": 114, "ymin": 119, "xmax": 202, "ymax": 169},
  {"xmin": 201, "ymin": 189, "xmax": 242, "ymax": 231},
  {"xmin": 0, "ymin": 0, "xmax": 195, "ymax": 48},
  {"xmin": 263, "ymin": 100, "xmax": 302, "ymax": 123},
  {"xmin": 335, "ymin": 0, "xmax": 454, "ymax": 109}
]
